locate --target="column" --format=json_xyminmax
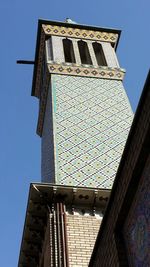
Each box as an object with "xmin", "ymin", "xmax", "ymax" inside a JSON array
[
  {"xmin": 101, "ymin": 42, "xmax": 120, "ymax": 68},
  {"xmin": 51, "ymin": 36, "xmax": 65, "ymax": 63},
  {"xmin": 87, "ymin": 41, "xmax": 98, "ymax": 67},
  {"xmin": 72, "ymin": 39, "xmax": 81, "ymax": 65}
]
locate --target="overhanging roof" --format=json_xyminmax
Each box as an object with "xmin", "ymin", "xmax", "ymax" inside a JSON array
[{"xmin": 18, "ymin": 183, "xmax": 110, "ymax": 267}]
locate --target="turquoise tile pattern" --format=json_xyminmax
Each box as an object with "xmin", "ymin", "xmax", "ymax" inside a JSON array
[{"xmin": 52, "ymin": 74, "xmax": 133, "ymax": 188}]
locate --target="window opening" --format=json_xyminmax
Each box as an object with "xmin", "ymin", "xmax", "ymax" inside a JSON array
[
  {"xmin": 63, "ymin": 38, "xmax": 76, "ymax": 63},
  {"xmin": 78, "ymin": 40, "xmax": 92, "ymax": 65},
  {"xmin": 92, "ymin": 42, "xmax": 107, "ymax": 66}
]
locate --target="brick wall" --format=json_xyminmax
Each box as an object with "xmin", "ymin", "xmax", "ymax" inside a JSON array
[
  {"xmin": 39, "ymin": 212, "xmax": 102, "ymax": 267},
  {"xmin": 66, "ymin": 214, "xmax": 102, "ymax": 266}
]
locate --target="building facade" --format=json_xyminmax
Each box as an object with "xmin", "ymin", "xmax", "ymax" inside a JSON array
[
  {"xmin": 89, "ymin": 71, "xmax": 150, "ymax": 267},
  {"xmin": 18, "ymin": 19, "xmax": 133, "ymax": 267}
]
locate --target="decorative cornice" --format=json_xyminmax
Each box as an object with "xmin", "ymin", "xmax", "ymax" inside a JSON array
[
  {"xmin": 42, "ymin": 24, "xmax": 119, "ymax": 44},
  {"xmin": 48, "ymin": 62, "xmax": 125, "ymax": 80}
]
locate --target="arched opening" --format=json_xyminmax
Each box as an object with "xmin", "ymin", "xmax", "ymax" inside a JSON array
[
  {"xmin": 63, "ymin": 38, "xmax": 76, "ymax": 63},
  {"xmin": 78, "ymin": 40, "xmax": 92, "ymax": 65},
  {"xmin": 92, "ymin": 42, "xmax": 107, "ymax": 66}
]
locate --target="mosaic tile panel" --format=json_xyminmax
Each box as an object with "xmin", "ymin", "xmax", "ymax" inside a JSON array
[
  {"xmin": 51, "ymin": 75, "xmax": 133, "ymax": 188},
  {"xmin": 124, "ymin": 156, "xmax": 150, "ymax": 267},
  {"xmin": 42, "ymin": 24, "xmax": 119, "ymax": 45},
  {"xmin": 48, "ymin": 63, "xmax": 125, "ymax": 80},
  {"xmin": 41, "ymin": 84, "xmax": 55, "ymax": 183}
]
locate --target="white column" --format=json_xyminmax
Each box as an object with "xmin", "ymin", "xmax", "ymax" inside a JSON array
[
  {"xmin": 51, "ymin": 36, "xmax": 65, "ymax": 63},
  {"xmin": 72, "ymin": 39, "xmax": 81, "ymax": 65},
  {"xmin": 101, "ymin": 42, "xmax": 120, "ymax": 68},
  {"xmin": 87, "ymin": 41, "xmax": 98, "ymax": 67}
]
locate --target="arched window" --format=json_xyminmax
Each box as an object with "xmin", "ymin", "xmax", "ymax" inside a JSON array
[
  {"xmin": 92, "ymin": 42, "xmax": 107, "ymax": 66},
  {"xmin": 78, "ymin": 40, "xmax": 92, "ymax": 65},
  {"xmin": 63, "ymin": 38, "xmax": 76, "ymax": 63}
]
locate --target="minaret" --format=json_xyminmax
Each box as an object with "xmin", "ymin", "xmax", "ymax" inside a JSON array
[{"xmin": 18, "ymin": 19, "xmax": 133, "ymax": 267}]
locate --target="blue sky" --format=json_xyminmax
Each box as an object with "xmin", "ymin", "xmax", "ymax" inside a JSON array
[{"xmin": 0, "ymin": 0, "xmax": 150, "ymax": 266}]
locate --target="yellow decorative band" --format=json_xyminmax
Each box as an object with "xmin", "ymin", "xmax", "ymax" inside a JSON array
[
  {"xmin": 42, "ymin": 24, "xmax": 118, "ymax": 44},
  {"xmin": 48, "ymin": 63, "xmax": 125, "ymax": 81}
]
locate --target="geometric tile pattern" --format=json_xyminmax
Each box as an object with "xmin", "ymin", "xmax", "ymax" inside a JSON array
[
  {"xmin": 42, "ymin": 24, "xmax": 119, "ymax": 45},
  {"xmin": 41, "ymin": 84, "xmax": 55, "ymax": 183},
  {"xmin": 37, "ymin": 65, "xmax": 125, "ymax": 136},
  {"xmin": 123, "ymin": 156, "xmax": 150, "ymax": 267},
  {"xmin": 52, "ymin": 74, "xmax": 133, "ymax": 188},
  {"xmin": 48, "ymin": 63, "xmax": 125, "ymax": 80}
]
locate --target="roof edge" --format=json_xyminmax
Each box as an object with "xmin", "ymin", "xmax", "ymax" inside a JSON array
[{"xmin": 38, "ymin": 18, "xmax": 121, "ymax": 35}]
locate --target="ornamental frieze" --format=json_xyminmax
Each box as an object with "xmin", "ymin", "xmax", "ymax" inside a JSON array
[
  {"xmin": 42, "ymin": 24, "xmax": 118, "ymax": 44},
  {"xmin": 47, "ymin": 62, "xmax": 125, "ymax": 80}
]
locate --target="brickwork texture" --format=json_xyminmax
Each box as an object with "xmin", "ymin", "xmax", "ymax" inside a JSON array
[{"xmin": 67, "ymin": 214, "xmax": 102, "ymax": 267}]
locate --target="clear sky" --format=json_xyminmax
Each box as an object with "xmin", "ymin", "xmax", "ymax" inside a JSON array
[{"xmin": 0, "ymin": 0, "xmax": 150, "ymax": 266}]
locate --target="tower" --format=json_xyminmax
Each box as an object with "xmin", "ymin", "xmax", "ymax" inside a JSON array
[{"xmin": 18, "ymin": 19, "xmax": 133, "ymax": 267}]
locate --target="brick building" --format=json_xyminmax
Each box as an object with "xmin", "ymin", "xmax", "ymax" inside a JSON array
[
  {"xmin": 18, "ymin": 19, "xmax": 134, "ymax": 267},
  {"xmin": 89, "ymin": 71, "xmax": 150, "ymax": 267}
]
